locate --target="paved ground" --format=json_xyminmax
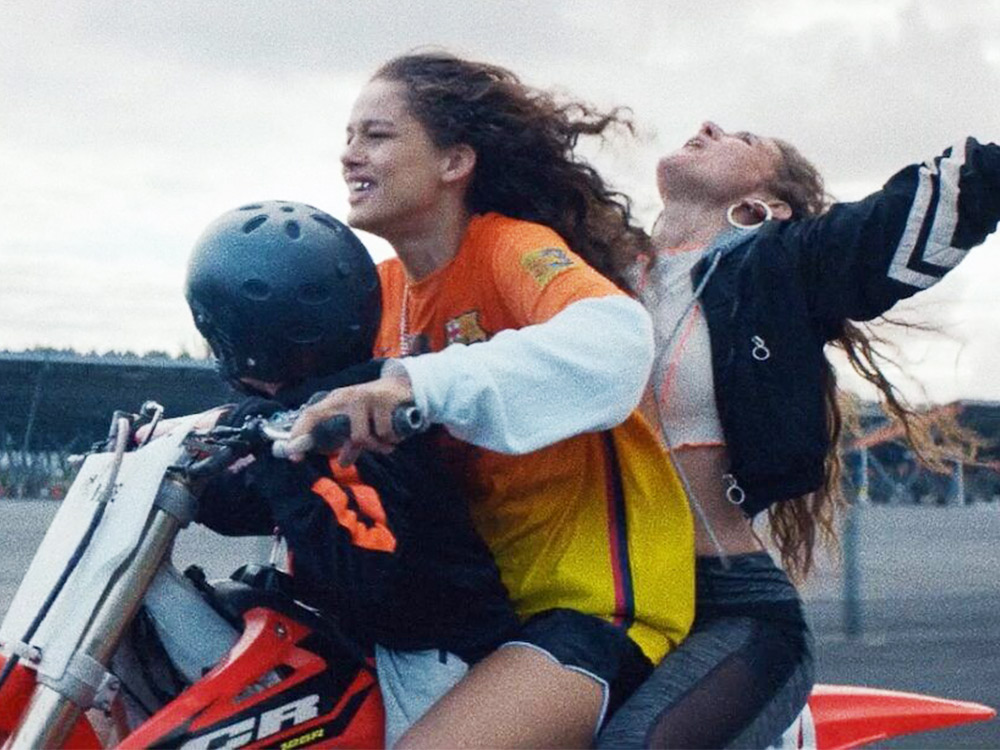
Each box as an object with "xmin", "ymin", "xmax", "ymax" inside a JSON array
[
  {"xmin": 798, "ymin": 504, "xmax": 1000, "ymax": 748},
  {"xmin": 2, "ymin": 499, "xmax": 999, "ymax": 747}
]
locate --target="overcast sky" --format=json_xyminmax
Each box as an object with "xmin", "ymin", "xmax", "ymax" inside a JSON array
[{"xmin": 2, "ymin": 0, "xmax": 999, "ymax": 403}]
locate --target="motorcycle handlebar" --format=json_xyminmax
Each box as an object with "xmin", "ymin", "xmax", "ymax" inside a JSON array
[
  {"xmin": 267, "ymin": 402, "xmax": 425, "ymax": 459},
  {"xmin": 182, "ymin": 401, "xmax": 425, "ymax": 478}
]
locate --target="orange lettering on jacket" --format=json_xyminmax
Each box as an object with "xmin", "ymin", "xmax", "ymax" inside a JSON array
[{"xmin": 311, "ymin": 462, "xmax": 397, "ymax": 553}]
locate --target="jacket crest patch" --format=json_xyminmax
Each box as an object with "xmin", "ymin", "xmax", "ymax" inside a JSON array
[
  {"xmin": 521, "ymin": 247, "xmax": 575, "ymax": 287},
  {"xmin": 445, "ymin": 311, "xmax": 488, "ymax": 345}
]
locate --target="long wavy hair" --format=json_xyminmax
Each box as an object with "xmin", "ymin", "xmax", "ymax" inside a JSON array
[
  {"xmin": 760, "ymin": 140, "xmax": 840, "ymax": 580},
  {"xmin": 374, "ymin": 52, "xmax": 647, "ymax": 288}
]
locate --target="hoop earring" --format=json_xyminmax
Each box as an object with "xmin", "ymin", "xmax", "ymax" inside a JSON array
[{"xmin": 726, "ymin": 199, "xmax": 774, "ymax": 230}]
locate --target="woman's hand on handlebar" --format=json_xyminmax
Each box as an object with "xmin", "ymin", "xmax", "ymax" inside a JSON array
[{"xmin": 287, "ymin": 375, "xmax": 416, "ymax": 466}]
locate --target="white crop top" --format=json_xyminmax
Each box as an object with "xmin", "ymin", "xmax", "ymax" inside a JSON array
[{"xmin": 629, "ymin": 250, "xmax": 726, "ymax": 449}]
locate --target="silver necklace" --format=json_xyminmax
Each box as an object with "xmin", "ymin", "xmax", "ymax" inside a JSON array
[{"xmin": 398, "ymin": 281, "xmax": 412, "ymax": 356}]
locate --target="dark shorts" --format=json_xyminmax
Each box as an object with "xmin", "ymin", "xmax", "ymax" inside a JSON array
[
  {"xmin": 501, "ymin": 608, "xmax": 654, "ymax": 728},
  {"xmin": 597, "ymin": 553, "xmax": 814, "ymax": 748}
]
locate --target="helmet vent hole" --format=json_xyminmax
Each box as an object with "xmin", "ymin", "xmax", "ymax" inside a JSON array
[
  {"xmin": 285, "ymin": 220, "xmax": 301, "ymax": 239},
  {"xmin": 238, "ymin": 204, "xmax": 263, "ymax": 211},
  {"xmin": 288, "ymin": 325, "xmax": 323, "ymax": 344},
  {"xmin": 242, "ymin": 215, "xmax": 268, "ymax": 233},
  {"xmin": 241, "ymin": 279, "xmax": 271, "ymax": 300},
  {"xmin": 311, "ymin": 214, "xmax": 343, "ymax": 233},
  {"xmin": 298, "ymin": 282, "xmax": 331, "ymax": 304},
  {"xmin": 280, "ymin": 206, "xmax": 294, "ymax": 213}
]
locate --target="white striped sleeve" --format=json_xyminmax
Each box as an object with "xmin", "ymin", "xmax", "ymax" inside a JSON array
[
  {"xmin": 888, "ymin": 140, "xmax": 971, "ymax": 289},
  {"xmin": 382, "ymin": 295, "xmax": 654, "ymax": 454}
]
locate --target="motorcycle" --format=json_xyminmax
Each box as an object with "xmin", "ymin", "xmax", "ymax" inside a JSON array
[{"xmin": 0, "ymin": 404, "xmax": 994, "ymax": 749}]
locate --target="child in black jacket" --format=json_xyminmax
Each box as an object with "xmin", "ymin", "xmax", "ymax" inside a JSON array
[{"xmin": 185, "ymin": 201, "xmax": 518, "ymax": 746}]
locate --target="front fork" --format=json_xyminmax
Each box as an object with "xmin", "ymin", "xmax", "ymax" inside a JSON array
[{"xmin": 4, "ymin": 478, "xmax": 195, "ymax": 750}]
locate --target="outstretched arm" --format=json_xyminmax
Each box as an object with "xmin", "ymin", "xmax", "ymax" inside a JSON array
[{"xmin": 774, "ymin": 137, "xmax": 1000, "ymax": 323}]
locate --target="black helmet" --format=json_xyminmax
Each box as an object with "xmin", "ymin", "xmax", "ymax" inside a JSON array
[{"xmin": 185, "ymin": 200, "xmax": 381, "ymax": 385}]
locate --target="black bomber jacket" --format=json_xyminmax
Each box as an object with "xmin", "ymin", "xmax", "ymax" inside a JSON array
[{"xmin": 691, "ymin": 137, "xmax": 1000, "ymax": 516}]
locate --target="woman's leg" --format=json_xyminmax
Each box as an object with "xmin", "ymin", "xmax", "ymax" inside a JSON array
[
  {"xmin": 396, "ymin": 608, "xmax": 652, "ymax": 748},
  {"xmin": 608, "ymin": 616, "xmax": 811, "ymax": 748},
  {"xmin": 598, "ymin": 554, "xmax": 814, "ymax": 749},
  {"xmin": 395, "ymin": 644, "xmax": 604, "ymax": 748},
  {"xmin": 375, "ymin": 646, "xmax": 470, "ymax": 748}
]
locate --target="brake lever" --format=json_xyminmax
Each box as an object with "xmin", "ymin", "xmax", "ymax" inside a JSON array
[{"xmin": 175, "ymin": 421, "xmax": 267, "ymax": 479}]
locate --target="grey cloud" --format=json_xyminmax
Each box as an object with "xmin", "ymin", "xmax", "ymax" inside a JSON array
[
  {"xmin": 3, "ymin": 0, "xmax": 569, "ymax": 77},
  {"xmin": 2, "ymin": 0, "xmax": 999, "ymax": 400},
  {"xmin": 628, "ymin": 1, "xmax": 1000, "ymax": 185}
]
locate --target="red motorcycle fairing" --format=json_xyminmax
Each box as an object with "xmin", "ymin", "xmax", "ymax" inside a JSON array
[
  {"xmin": 0, "ymin": 654, "xmax": 102, "ymax": 749},
  {"xmin": 809, "ymin": 683, "xmax": 996, "ymax": 750},
  {"xmin": 119, "ymin": 607, "xmax": 383, "ymax": 749}
]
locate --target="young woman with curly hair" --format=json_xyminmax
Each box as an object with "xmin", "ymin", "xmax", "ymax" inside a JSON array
[
  {"xmin": 597, "ymin": 121, "xmax": 1000, "ymax": 748},
  {"xmin": 289, "ymin": 52, "xmax": 694, "ymax": 747}
]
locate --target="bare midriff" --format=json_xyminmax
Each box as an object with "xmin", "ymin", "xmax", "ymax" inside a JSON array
[{"xmin": 671, "ymin": 444, "xmax": 764, "ymax": 557}]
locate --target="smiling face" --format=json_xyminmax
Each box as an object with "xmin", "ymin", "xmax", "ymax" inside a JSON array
[
  {"xmin": 656, "ymin": 121, "xmax": 784, "ymax": 207},
  {"xmin": 340, "ymin": 78, "xmax": 454, "ymax": 239}
]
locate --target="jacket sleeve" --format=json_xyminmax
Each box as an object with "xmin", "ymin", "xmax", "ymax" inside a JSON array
[
  {"xmin": 198, "ymin": 454, "xmax": 348, "ymax": 582},
  {"xmin": 195, "ymin": 396, "xmax": 309, "ymax": 536},
  {"xmin": 197, "ymin": 465, "xmax": 279, "ymax": 536},
  {"xmin": 772, "ymin": 137, "xmax": 1000, "ymax": 324}
]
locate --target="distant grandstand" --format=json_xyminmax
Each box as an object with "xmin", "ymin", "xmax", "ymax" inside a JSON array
[
  {"xmin": 0, "ymin": 349, "xmax": 998, "ymax": 503},
  {"xmin": 0, "ymin": 350, "xmax": 235, "ymax": 453}
]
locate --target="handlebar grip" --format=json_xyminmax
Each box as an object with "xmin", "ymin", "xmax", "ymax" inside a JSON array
[
  {"xmin": 187, "ymin": 445, "xmax": 236, "ymax": 478},
  {"xmin": 391, "ymin": 402, "xmax": 425, "ymax": 439},
  {"xmin": 310, "ymin": 414, "xmax": 352, "ymax": 453},
  {"xmin": 270, "ymin": 401, "xmax": 426, "ymax": 459},
  {"xmin": 312, "ymin": 404, "xmax": 423, "ymax": 451}
]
